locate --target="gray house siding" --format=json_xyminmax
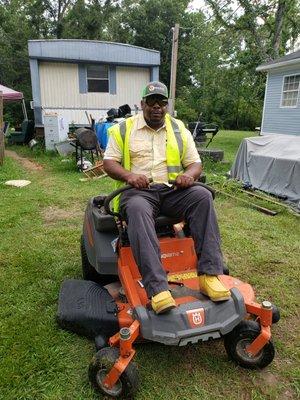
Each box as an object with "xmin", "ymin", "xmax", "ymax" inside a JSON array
[
  {"xmin": 28, "ymin": 40, "xmax": 160, "ymax": 67},
  {"xmin": 29, "ymin": 59, "xmax": 43, "ymax": 125},
  {"xmin": 261, "ymin": 65, "xmax": 300, "ymax": 136},
  {"xmin": 150, "ymin": 66, "xmax": 159, "ymax": 81}
]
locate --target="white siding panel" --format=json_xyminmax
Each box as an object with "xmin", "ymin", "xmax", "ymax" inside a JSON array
[
  {"xmin": 39, "ymin": 62, "xmax": 150, "ymax": 124},
  {"xmin": 116, "ymin": 66, "xmax": 150, "ymax": 106},
  {"xmin": 40, "ymin": 62, "xmax": 80, "ymax": 107}
]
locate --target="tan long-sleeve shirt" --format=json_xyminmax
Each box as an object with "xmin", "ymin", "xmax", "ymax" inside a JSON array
[{"xmin": 104, "ymin": 113, "xmax": 201, "ymax": 183}]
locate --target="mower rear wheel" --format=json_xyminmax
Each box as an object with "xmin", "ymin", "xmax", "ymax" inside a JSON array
[
  {"xmin": 81, "ymin": 236, "xmax": 101, "ymax": 282},
  {"xmin": 81, "ymin": 236, "xmax": 118, "ymax": 285},
  {"xmin": 224, "ymin": 320, "xmax": 275, "ymax": 369},
  {"xmin": 89, "ymin": 347, "xmax": 139, "ymax": 399}
]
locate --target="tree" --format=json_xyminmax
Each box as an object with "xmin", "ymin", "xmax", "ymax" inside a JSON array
[
  {"xmin": 0, "ymin": 0, "xmax": 36, "ymax": 122},
  {"xmin": 0, "ymin": 0, "xmax": 298, "ymax": 130},
  {"xmin": 108, "ymin": 0, "xmax": 191, "ymax": 84},
  {"xmin": 176, "ymin": 0, "xmax": 299, "ymax": 128},
  {"xmin": 205, "ymin": 0, "xmax": 300, "ymax": 61},
  {"xmin": 62, "ymin": 0, "xmax": 120, "ymax": 40},
  {"xmin": 44, "ymin": 0, "xmax": 76, "ymax": 38}
]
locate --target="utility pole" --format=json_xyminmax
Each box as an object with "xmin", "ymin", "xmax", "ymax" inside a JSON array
[
  {"xmin": 0, "ymin": 91, "xmax": 4, "ymax": 166},
  {"xmin": 169, "ymin": 23, "xmax": 179, "ymax": 116}
]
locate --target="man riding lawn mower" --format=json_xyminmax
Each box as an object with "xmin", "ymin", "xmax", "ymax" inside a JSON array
[
  {"xmin": 57, "ymin": 82, "xmax": 279, "ymax": 398},
  {"xmin": 103, "ymin": 81, "xmax": 229, "ymax": 311}
]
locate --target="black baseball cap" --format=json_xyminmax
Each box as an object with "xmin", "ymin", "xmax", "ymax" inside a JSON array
[{"xmin": 142, "ymin": 81, "xmax": 168, "ymax": 99}]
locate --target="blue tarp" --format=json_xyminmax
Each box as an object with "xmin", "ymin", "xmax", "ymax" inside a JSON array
[{"xmin": 95, "ymin": 122, "xmax": 113, "ymax": 150}]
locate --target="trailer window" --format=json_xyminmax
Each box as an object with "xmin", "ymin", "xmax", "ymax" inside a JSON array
[
  {"xmin": 281, "ymin": 74, "xmax": 300, "ymax": 107},
  {"xmin": 87, "ymin": 65, "xmax": 109, "ymax": 93}
]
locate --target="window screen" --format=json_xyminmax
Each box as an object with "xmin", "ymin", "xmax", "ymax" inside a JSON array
[
  {"xmin": 281, "ymin": 74, "xmax": 300, "ymax": 107},
  {"xmin": 87, "ymin": 64, "xmax": 109, "ymax": 93}
]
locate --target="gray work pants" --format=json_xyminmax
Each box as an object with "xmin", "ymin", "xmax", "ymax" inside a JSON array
[{"xmin": 120, "ymin": 184, "xmax": 224, "ymax": 297}]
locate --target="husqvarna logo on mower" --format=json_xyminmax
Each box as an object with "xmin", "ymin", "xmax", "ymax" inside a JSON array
[{"xmin": 186, "ymin": 308, "xmax": 205, "ymax": 328}]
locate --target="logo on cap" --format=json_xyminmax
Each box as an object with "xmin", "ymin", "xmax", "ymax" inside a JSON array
[{"xmin": 148, "ymin": 85, "xmax": 155, "ymax": 92}]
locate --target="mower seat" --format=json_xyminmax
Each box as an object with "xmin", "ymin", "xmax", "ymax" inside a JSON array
[
  {"xmin": 92, "ymin": 207, "xmax": 182, "ymax": 234},
  {"xmin": 156, "ymin": 214, "xmax": 183, "ymax": 227}
]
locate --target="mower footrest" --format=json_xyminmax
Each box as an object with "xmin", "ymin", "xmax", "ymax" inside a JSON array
[{"xmin": 57, "ymin": 279, "xmax": 119, "ymax": 340}]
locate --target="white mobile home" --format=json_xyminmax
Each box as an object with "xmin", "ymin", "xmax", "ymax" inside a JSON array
[
  {"xmin": 28, "ymin": 39, "xmax": 160, "ymax": 127},
  {"xmin": 256, "ymin": 49, "xmax": 300, "ymax": 136}
]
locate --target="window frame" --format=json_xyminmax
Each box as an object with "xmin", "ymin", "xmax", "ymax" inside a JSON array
[
  {"xmin": 280, "ymin": 73, "xmax": 300, "ymax": 108},
  {"xmin": 86, "ymin": 64, "xmax": 110, "ymax": 93}
]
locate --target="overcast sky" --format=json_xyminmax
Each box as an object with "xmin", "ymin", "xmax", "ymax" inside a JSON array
[
  {"xmin": 189, "ymin": 0, "xmax": 208, "ymax": 12},
  {"xmin": 188, "ymin": 0, "xmax": 239, "ymax": 15}
]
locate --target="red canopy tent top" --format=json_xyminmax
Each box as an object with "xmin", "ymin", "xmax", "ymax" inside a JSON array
[
  {"xmin": 0, "ymin": 84, "xmax": 27, "ymax": 119},
  {"xmin": 0, "ymin": 84, "xmax": 23, "ymax": 102}
]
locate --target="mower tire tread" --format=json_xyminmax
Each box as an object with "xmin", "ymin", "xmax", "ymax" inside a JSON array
[
  {"xmin": 224, "ymin": 320, "xmax": 275, "ymax": 369},
  {"xmin": 271, "ymin": 304, "xmax": 280, "ymax": 324},
  {"xmin": 89, "ymin": 347, "xmax": 139, "ymax": 399},
  {"xmin": 81, "ymin": 236, "xmax": 101, "ymax": 282}
]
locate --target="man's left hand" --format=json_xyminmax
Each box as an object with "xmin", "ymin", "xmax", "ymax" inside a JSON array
[{"xmin": 175, "ymin": 174, "xmax": 194, "ymax": 189}]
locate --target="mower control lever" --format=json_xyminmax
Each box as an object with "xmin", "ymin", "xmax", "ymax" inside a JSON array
[
  {"xmin": 103, "ymin": 181, "xmax": 215, "ymax": 217},
  {"xmin": 103, "ymin": 184, "xmax": 133, "ymax": 217}
]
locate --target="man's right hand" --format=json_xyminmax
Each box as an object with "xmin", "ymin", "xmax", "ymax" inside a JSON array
[
  {"xmin": 103, "ymin": 160, "xmax": 150, "ymax": 189},
  {"xmin": 126, "ymin": 173, "xmax": 150, "ymax": 189}
]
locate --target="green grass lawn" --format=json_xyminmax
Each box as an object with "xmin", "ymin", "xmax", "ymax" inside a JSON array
[{"xmin": 0, "ymin": 130, "xmax": 299, "ymax": 400}]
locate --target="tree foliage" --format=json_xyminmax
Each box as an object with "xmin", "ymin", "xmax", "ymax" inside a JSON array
[{"xmin": 0, "ymin": 0, "xmax": 299, "ymax": 129}]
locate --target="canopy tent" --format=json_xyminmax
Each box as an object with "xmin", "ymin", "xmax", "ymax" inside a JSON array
[
  {"xmin": 230, "ymin": 135, "xmax": 300, "ymax": 207},
  {"xmin": 0, "ymin": 84, "xmax": 27, "ymax": 119},
  {"xmin": 0, "ymin": 84, "xmax": 23, "ymax": 102}
]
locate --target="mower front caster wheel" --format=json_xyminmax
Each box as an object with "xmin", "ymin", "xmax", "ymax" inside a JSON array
[
  {"xmin": 271, "ymin": 304, "xmax": 280, "ymax": 324},
  {"xmin": 89, "ymin": 347, "xmax": 139, "ymax": 399},
  {"xmin": 224, "ymin": 320, "xmax": 275, "ymax": 369}
]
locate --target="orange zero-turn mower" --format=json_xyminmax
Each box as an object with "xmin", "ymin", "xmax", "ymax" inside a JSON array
[{"xmin": 57, "ymin": 183, "xmax": 280, "ymax": 399}]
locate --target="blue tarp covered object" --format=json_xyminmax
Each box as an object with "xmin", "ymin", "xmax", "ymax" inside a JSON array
[
  {"xmin": 230, "ymin": 134, "xmax": 300, "ymax": 206},
  {"xmin": 95, "ymin": 122, "xmax": 113, "ymax": 150}
]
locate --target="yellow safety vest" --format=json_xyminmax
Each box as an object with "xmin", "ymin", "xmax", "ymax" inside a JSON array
[{"xmin": 107, "ymin": 113, "xmax": 188, "ymax": 211}]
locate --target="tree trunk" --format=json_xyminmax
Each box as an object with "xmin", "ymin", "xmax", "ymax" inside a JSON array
[
  {"xmin": 0, "ymin": 92, "xmax": 4, "ymax": 166},
  {"xmin": 273, "ymin": 0, "xmax": 286, "ymax": 58}
]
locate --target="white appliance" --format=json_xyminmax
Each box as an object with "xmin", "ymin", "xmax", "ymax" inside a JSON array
[{"xmin": 44, "ymin": 114, "xmax": 69, "ymax": 151}]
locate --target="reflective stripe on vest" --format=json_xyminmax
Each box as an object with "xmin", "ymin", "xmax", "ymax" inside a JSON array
[
  {"xmin": 165, "ymin": 114, "xmax": 187, "ymax": 180},
  {"xmin": 170, "ymin": 117, "xmax": 183, "ymax": 155}
]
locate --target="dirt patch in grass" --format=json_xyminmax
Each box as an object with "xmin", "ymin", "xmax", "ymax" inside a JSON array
[
  {"xmin": 257, "ymin": 370, "xmax": 296, "ymax": 399},
  {"xmin": 5, "ymin": 150, "xmax": 43, "ymax": 171},
  {"xmin": 259, "ymin": 371, "xmax": 279, "ymax": 390},
  {"xmin": 41, "ymin": 206, "xmax": 81, "ymax": 224},
  {"xmin": 280, "ymin": 389, "xmax": 297, "ymax": 399}
]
